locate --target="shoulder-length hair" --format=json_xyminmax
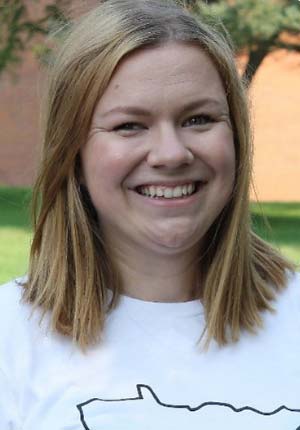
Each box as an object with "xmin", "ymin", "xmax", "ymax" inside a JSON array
[{"xmin": 23, "ymin": 0, "xmax": 296, "ymax": 349}]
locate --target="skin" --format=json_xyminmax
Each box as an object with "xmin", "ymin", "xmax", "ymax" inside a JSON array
[{"xmin": 80, "ymin": 42, "xmax": 235, "ymax": 302}]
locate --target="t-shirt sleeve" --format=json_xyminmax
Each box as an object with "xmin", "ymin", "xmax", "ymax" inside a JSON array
[{"xmin": 0, "ymin": 367, "xmax": 20, "ymax": 430}]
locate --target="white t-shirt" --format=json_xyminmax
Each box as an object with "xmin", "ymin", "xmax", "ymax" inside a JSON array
[{"xmin": 0, "ymin": 272, "xmax": 300, "ymax": 430}]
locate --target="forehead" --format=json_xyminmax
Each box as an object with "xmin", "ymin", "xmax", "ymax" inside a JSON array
[{"xmin": 96, "ymin": 42, "xmax": 227, "ymax": 111}]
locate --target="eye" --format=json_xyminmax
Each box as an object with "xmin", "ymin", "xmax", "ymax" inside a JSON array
[
  {"xmin": 183, "ymin": 114, "xmax": 214, "ymax": 127},
  {"xmin": 113, "ymin": 122, "xmax": 145, "ymax": 132}
]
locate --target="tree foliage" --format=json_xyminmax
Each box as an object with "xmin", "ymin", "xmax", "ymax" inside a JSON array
[
  {"xmin": 1, "ymin": 0, "xmax": 300, "ymax": 83},
  {"xmin": 193, "ymin": 0, "xmax": 300, "ymax": 84},
  {"xmin": 0, "ymin": 0, "xmax": 69, "ymax": 76}
]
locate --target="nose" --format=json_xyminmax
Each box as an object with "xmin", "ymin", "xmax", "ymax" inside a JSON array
[{"xmin": 147, "ymin": 126, "xmax": 194, "ymax": 169}]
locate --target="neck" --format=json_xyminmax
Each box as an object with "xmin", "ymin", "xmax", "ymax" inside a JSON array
[{"xmin": 107, "ymin": 241, "xmax": 201, "ymax": 303}]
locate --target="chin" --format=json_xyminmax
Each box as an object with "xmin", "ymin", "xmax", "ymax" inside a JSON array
[{"xmin": 150, "ymin": 229, "xmax": 201, "ymax": 252}]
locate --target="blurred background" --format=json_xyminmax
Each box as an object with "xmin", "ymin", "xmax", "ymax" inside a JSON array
[{"xmin": 0, "ymin": 0, "xmax": 299, "ymax": 283}]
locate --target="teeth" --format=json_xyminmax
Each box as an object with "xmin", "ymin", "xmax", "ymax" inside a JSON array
[
  {"xmin": 156, "ymin": 188, "xmax": 164, "ymax": 197},
  {"xmin": 173, "ymin": 186, "xmax": 182, "ymax": 198},
  {"xmin": 138, "ymin": 183, "xmax": 197, "ymax": 198},
  {"xmin": 149, "ymin": 186, "xmax": 156, "ymax": 197},
  {"xmin": 163, "ymin": 188, "xmax": 173, "ymax": 199}
]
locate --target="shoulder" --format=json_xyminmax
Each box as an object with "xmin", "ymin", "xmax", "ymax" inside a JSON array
[
  {"xmin": 0, "ymin": 277, "xmax": 49, "ymax": 368},
  {"xmin": 0, "ymin": 277, "xmax": 27, "ymax": 320},
  {"xmin": 0, "ymin": 277, "xmax": 32, "ymax": 339},
  {"xmin": 0, "ymin": 278, "xmax": 28, "ymax": 370},
  {"xmin": 287, "ymin": 270, "xmax": 300, "ymax": 287},
  {"xmin": 272, "ymin": 270, "xmax": 300, "ymax": 324},
  {"xmin": 281, "ymin": 270, "xmax": 300, "ymax": 305},
  {"xmin": 0, "ymin": 276, "xmax": 53, "ymax": 335},
  {"xmin": 0, "ymin": 276, "xmax": 76, "ymax": 355}
]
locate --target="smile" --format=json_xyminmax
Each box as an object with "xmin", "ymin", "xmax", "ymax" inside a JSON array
[{"xmin": 135, "ymin": 182, "xmax": 204, "ymax": 199}]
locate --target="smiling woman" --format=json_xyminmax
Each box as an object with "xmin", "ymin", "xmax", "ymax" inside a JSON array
[
  {"xmin": 0, "ymin": 0, "xmax": 299, "ymax": 429},
  {"xmin": 80, "ymin": 43, "xmax": 235, "ymax": 288}
]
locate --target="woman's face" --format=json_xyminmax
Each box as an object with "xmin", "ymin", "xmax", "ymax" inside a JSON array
[{"xmin": 81, "ymin": 42, "xmax": 235, "ymax": 257}]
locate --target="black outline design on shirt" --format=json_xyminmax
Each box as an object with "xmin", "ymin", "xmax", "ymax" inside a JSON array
[{"xmin": 76, "ymin": 383, "xmax": 300, "ymax": 430}]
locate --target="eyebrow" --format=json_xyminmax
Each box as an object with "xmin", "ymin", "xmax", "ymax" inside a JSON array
[{"xmin": 101, "ymin": 97, "xmax": 229, "ymax": 118}]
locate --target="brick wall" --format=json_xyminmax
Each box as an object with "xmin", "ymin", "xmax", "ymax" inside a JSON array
[
  {"xmin": 0, "ymin": 0, "xmax": 97, "ymax": 186},
  {"xmin": 0, "ymin": 53, "xmax": 40, "ymax": 186}
]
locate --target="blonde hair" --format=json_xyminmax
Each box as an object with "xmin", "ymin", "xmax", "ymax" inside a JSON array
[{"xmin": 23, "ymin": 0, "xmax": 296, "ymax": 349}]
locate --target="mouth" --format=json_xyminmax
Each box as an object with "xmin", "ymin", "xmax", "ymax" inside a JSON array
[{"xmin": 134, "ymin": 181, "xmax": 206, "ymax": 200}]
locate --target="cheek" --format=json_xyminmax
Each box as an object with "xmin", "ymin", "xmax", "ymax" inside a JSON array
[
  {"xmin": 200, "ymin": 128, "xmax": 236, "ymax": 182},
  {"xmin": 219, "ymin": 141, "xmax": 236, "ymax": 181},
  {"xmin": 81, "ymin": 140, "xmax": 125, "ymax": 184},
  {"xmin": 218, "ymin": 146, "xmax": 236, "ymax": 194},
  {"xmin": 81, "ymin": 137, "xmax": 145, "ymax": 199}
]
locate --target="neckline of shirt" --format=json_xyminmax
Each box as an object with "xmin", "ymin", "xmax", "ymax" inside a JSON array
[{"xmin": 113, "ymin": 291, "xmax": 205, "ymax": 319}]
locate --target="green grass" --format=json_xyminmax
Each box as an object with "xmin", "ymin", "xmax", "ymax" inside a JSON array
[
  {"xmin": 251, "ymin": 202, "xmax": 300, "ymax": 266},
  {"xmin": 0, "ymin": 187, "xmax": 299, "ymax": 285},
  {"xmin": 0, "ymin": 187, "xmax": 32, "ymax": 284}
]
